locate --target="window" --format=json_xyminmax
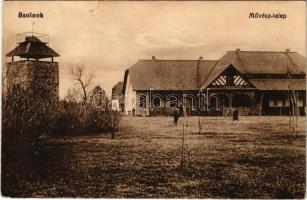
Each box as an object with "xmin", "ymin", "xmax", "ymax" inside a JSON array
[
  {"xmin": 152, "ymin": 95, "xmax": 162, "ymax": 109},
  {"xmin": 167, "ymin": 95, "xmax": 178, "ymax": 108},
  {"xmin": 273, "ymin": 98, "xmax": 278, "ymax": 106},
  {"xmin": 138, "ymin": 95, "xmax": 146, "ymax": 109}
]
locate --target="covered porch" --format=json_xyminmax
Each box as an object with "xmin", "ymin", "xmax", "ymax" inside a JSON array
[{"xmin": 204, "ymin": 88, "xmax": 258, "ymax": 116}]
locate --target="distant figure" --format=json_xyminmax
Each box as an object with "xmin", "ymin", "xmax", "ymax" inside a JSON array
[
  {"xmin": 132, "ymin": 108, "xmax": 135, "ymax": 116},
  {"xmin": 173, "ymin": 107, "xmax": 180, "ymax": 125},
  {"xmin": 233, "ymin": 109, "xmax": 239, "ymax": 121}
]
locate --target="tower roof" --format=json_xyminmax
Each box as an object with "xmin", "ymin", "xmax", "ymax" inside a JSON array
[{"xmin": 6, "ymin": 36, "xmax": 60, "ymax": 59}]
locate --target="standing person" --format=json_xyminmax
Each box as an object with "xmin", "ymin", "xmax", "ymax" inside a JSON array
[
  {"xmin": 233, "ymin": 108, "xmax": 239, "ymax": 121},
  {"xmin": 173, "ymin": 107, "xmax": 180, "ymax": 126}
]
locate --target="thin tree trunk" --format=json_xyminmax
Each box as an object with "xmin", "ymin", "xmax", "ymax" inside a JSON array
[
  {"xmin": 259, "ymin": 93, "xmax": 263, "ymax": 116},
  {"xmin": 181, "ymin": 121, "xmax": 185, "ymax": 166},
  {"xmin": 80, "ymin": 81, "xmax": 87, "ymax": 102}
]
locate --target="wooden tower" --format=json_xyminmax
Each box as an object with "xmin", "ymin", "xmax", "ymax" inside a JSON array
[{"xmin": 5, "ymin": 32, "xmax": 60, "ymax": 104}]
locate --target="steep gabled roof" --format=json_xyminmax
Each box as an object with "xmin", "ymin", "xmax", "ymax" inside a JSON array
[
  {"xmin": 123, "ymin": 51, "xmax": 305, "ymax": 92},
  {"xmin": 201, "ymin": 64, "xmax": 257, "ymax": 89},
  {"xmin": 112, "ymin": 81, "xmax": 123, "ymax": 96},
  {"xmin": 200, "ymin": 63, "xmax": 231, "ymax": 89},
  {"xmin": 6, "ymin": 36, "xmax": 60, "ymax": 59},
  {"xmin": 200, "ymin": 51, "xmax": 306, "ymax": 89},
  {"xmin": 124, "ymin": 59, "xmax": 217, "ymax": 91}
]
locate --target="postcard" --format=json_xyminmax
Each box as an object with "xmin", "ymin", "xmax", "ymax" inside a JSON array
[{"xmin": 2, "ymin": 1, "xmax": 306, "ymax": 198}]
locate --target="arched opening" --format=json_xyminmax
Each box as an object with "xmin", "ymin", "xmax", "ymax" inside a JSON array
[
  {"xmin": 209, "ymin": 95, "xmax": 220, "ymax": 110},
  {"xmin": 232, "ymin": 94, "xmax": 250, "ymax": 107},
  {"xmin": 152, "ymin": 94, "xmax": 162, "ymax": 110},
  {"xmin": 218, "ymin": 94, "xmax": 229, "ymax": 108},
  {"xmin": 166, "ymin": 95, "xmax": 178, "ymax": 109}
]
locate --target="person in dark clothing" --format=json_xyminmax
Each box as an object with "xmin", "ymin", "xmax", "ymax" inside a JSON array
[
  {"xmin": 173, "ymin": 107, "xmax": 180, "ymax": 125},
  {"xmin": 233, "ymin": 109, "xmax": 239, "ymax": 121}
]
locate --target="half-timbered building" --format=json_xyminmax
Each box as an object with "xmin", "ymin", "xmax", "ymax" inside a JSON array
[{"xmin": 122, "ymin": 49, "xmax": 306, "ymax": 116}]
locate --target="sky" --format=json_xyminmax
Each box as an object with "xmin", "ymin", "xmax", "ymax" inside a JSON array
[{"xmin": 3, "ymin": 1, "xmax": 306, "ymax": 98}]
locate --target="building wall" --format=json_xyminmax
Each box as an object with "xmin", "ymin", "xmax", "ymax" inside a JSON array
[
  {"xmin": 124, "ymin": 74, "xmax": 136, "ymax": 115},
  {"xmin": 207, "ymin": 90, "xmax": 257, "ymax": 116},
  {"xmin": 268, "ymin": 96, "xmax": 304, "ymax": 107},
  {"xmin": 135, "ymin": 91, "xmax": 150, "ymax": 116},
  {"xmin": 111, "ymin": 99, "xmax": 120, "ymax": 110},
  {"xmin": 123, "ymin": 87, "xmax": 306, "ymax": 116},
  {"xmin": 262, "ymin": 91, "xmax": 306, "ymax": 115},
  {"xmin": 134, "ymin": 90, "xmax": 198, "ymax": 116},
  {"xmin": 6, "ymin": 60, "xmax": 59, "ymax": 105}
]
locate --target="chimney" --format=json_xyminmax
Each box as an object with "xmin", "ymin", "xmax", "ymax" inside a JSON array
[
  {"xmin": 197, "ymin": 57, "xmax": 203, "ymax": 89},
  {"xmin": 152, "ymin": 56, "xmax": 156, "ymax": 60},
  {"xmin": 286, "ymin": 49, "xmax": 290, "ymax": 52}
]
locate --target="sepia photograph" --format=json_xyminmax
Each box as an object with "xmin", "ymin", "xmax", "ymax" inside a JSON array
[{"xmin": 2, "ymin": 1, "xmax": 306, "ymax": 198}]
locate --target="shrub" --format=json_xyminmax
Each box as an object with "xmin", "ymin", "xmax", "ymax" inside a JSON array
[
  {"xmin": 2, "ymin": 87, "xmax": 121, "ymax": 196},
  {"xmin": 53, "ymin": 101, "xmax": 120, "ymax": 135},
  {"xmin": 2, "ymin": 87, "xmax": 58, "ymax": 196}
]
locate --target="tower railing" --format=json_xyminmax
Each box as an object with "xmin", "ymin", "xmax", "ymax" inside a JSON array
[{"xmin": 16, "ymin": 32, "xmax": 49, "ymax": 45}]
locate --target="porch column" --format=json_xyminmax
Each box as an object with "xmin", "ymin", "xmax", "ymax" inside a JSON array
[
  {"xmin": 257, "ymin": 92, "xmax": 264, "ymax": 116},
  {"xmin": 163, "ymin": 96, "xmax": 167, "ymax": 113},
  {"xmin": 249, "ymin": 92, "xmax": 257, "ymax": 115},
  {"xmin": 226, "ymin": 93, "xmax": 233, "ymax": 108},
  {"xmin": 225, "ymin": 93, "xmax": 233, "ymax": 116}
]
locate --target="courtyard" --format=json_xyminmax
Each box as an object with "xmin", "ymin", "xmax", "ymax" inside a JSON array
[{"xmin": 12, "ymin": 116, "xmax": 306, "ymax": 198}]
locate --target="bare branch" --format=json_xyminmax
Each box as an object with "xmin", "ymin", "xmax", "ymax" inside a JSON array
[{"xmin": 68, "ymin": 63, "xmax": 93, "ymax": 103}]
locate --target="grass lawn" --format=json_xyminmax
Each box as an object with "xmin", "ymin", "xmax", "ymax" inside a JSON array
[{"xmin": 10, "ymin": 116, "xmax": 306, "ymax": 198}]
